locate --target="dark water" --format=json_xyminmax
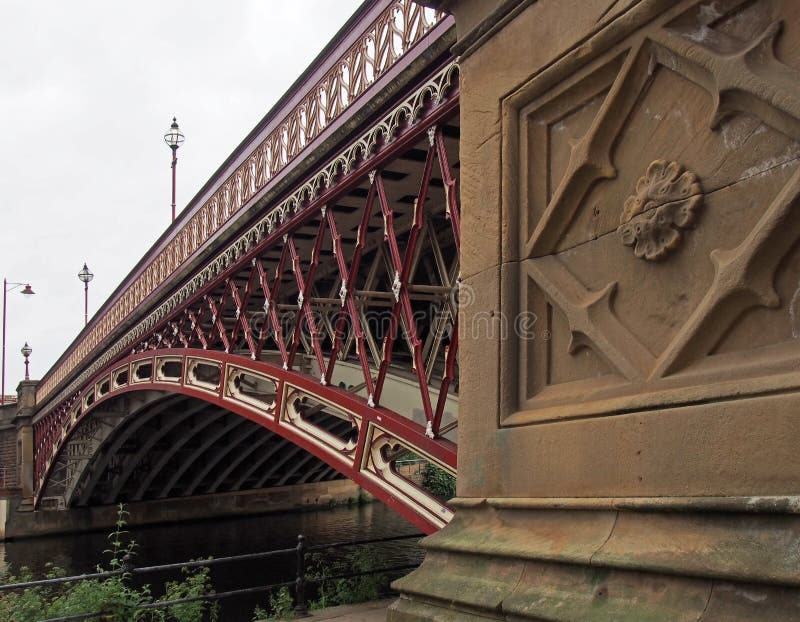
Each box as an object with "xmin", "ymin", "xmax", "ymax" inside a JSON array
[{"xmin": 0, "ymin": 502, "xmax": 423, "ymax": 620}]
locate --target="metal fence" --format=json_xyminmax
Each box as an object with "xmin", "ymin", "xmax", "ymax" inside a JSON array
[{"xmin": 0, "ymin": 532, "xmax": 424, "ymax": 621}]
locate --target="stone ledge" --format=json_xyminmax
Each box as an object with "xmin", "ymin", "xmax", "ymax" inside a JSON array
[
  {"xmin": 422, "ymin": 501, "xmax": 800, "ymax": 587},
  {"xmin": 390, "ymin": 502, "xmax": 800, "ymax": 620},
  {"xmin": 466, "ymin": 495, "xmax": 800, "ymax": 514}
]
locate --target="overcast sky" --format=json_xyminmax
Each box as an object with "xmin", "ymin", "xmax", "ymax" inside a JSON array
[{"xmin": 0, "ymin": 1, "xmax": 363, "ymax": 389}]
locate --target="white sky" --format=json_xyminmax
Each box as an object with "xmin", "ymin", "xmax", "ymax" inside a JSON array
[{"xmin": 0, "ymin": 1, "xmax": 362, "ymax": 388}]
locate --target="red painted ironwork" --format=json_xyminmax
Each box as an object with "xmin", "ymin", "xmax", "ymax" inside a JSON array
[
  {"xmin": 35, "ymin": 350, "xmax": 456, "ymax": 533},
  {"xmin": 37, "ymin": 59, "xmax": 458, "ymax": 419},
  {"xmin": 323, "ymin": 203, "xmax": 375, "ymax": 398},
  {"xmin": 33, "ymin": 59, "xmax": 460, "ymax": 532}
]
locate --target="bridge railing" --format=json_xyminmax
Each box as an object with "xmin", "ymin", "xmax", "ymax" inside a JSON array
[
  {"xmin": 0, "ymin": 532, "xmax": 424, "ymax": 621},
  {"xmin": 36, "ymin": 0, "xmax": 450, "ymax": 409}
]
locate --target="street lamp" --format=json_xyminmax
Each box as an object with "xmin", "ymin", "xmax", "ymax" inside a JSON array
[
  {"xmin": 20, "ymin": 343, "xmax": 31, "ymax": 381},
  {"xmin": 78, "ymin": 263, "xmax": 94, "ymax": 326},
  {"xmin": 2, "ymin": 280, "xmax": 35, "ymax": 405},
  {"xmin": 163, "ymin": 117, "xmax": 185, "ymax": 222}
]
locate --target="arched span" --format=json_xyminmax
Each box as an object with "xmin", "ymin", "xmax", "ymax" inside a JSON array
[
  {"xmin": 35, "ymin": 349, "xmax": 457, "ymax": 533},
  {"xmin": 52, "ymin": 393, "xmax": 346, "ymax": 508}
]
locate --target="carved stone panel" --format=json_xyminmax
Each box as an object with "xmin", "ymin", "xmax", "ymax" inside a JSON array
[{"xmin": 504, "ymin": 0, "xmax": 800, "ymax": 426}]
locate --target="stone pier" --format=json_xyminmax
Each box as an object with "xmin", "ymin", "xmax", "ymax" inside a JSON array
[{"xmin": 391, "ymin": 0, "xmax": 800, "ymax": 619}]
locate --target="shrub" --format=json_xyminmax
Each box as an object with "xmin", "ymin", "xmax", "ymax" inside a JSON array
[
  {"xmin": 421, "ymin": 463, "xmax": 456, "ymax": 501},
  {"xmin": 252, "ymin": 586, "xmax": 294, "ymax": 621},
  {"xmin": 307, "ymin": 548, "xmax": 386, "ymax": 610}
]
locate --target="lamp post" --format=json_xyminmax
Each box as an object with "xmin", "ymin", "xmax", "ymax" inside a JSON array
[
  {"xmin": 78, "ymin": 263, "xmax": 94, "ymax": 326},
  {"xmin": 21, "ymin": 343, "xmax": 31, "ymax": 381},
  {"xmin": 163, "ymin": 117, "xmax": 185, "ymax": 222},
  {"xmin": 2, "ymin": 280, "xmax": 35, "ymax": 405}
]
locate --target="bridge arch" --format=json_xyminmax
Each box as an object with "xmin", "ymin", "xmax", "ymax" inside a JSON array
[{"xmin": 36, "ymin": 349, "xmax": 456, "ymax": 533}]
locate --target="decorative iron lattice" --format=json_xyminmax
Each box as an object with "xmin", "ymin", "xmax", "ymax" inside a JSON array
[
  {"xmin": 36, "ymin": 60, "xmax": 458, "ymax": 419},
  {"xmin": 34, "ymin": 62, "xmax": 460, "ymax": 532},
  {"xmin": 37, "ymin": 1, "xmax": 447, "ymax": 404}
]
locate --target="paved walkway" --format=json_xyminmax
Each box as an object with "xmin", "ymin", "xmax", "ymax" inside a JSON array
[
  {"xmin": 302, "ymin": 599, "xmax": 392, "ymax": 620},
  {"xmin": 256, "ymin": 599, "xmax": 392, "ymax": 621}
]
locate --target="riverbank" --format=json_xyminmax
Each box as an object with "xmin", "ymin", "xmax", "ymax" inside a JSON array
[{"xmin": 4, "ymin": 479, "xmax": 367, "ymax": 540}]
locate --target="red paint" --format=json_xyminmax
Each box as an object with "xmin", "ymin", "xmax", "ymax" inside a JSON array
[{"xmin": 35, "ymin": 349, "xmax": 455, "ymax": 534}]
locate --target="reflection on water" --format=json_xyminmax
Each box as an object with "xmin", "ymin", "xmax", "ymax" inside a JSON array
[{"xmin": 0, "ymin": 501, "xmax": 423, "ymax": 620}]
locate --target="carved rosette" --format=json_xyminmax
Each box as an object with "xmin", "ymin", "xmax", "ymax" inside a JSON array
[{"xmin": 618, "ymin": 160, "xmax": 702, "ymax": 261}]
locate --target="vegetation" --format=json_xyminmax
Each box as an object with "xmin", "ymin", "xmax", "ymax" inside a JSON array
[
  {"xmin": 308, "ymin": 548, "xmax": 386, "ymax": 609},
  {"xmin": 252, "ymin": 585, "xmax": 295, "ymax": 621},
  {"xmin": 0, "ymin": 504, "xmax": 413, "ymax": 622},
  {"xmin": 421, "ymin": 462, "xmax": 456, "ymax": 502},
  {"xmin": 395, "ymin": 450, "xmax": 456, "ymax": 502},
  {"xmin": 0, "ymin": 505, "xmax": 217, "ymax": 622},
  {"xmin": 253, "ymin": 547, "xmax": 389, "ymax": 620}
]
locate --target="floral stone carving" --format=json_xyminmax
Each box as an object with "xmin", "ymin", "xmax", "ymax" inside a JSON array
[{"xmin": 618, "ymin": 160, "xmax": 702, "ymax": 261}]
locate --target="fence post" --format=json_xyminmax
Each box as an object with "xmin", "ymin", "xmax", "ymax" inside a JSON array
[
  {"xmin": 294, "ymin": 534, "xmax": 309, "ymax": 616},
  {"xmin": 121, "ymin": 554, "xmax": 133, "ymax": 581}
]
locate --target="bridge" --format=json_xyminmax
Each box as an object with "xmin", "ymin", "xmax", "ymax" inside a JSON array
[
  {"xmin": 7, "ymin": 0, "xmax": 800, "ymax": 619},
  {"xmin": 3, "ymin": 1, "xmax": 460, "ymax": 536}
]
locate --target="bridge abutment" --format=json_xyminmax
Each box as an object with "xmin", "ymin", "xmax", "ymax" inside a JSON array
[
  {"xmin": 392, "ymin": 0, "xmax": 800, "ymax": 619},
  {"xmin": 14, "ymin": 380, "xmax": 37, "ymax": 512}
]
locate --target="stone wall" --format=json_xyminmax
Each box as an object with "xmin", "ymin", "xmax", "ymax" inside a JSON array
[
  {"xmin": 0, "ymin": 404, "xmax": 18, "ymax": 491},
  {"xmin": 6, "ymin": 479, "xmax": 366, "ymax": 540}
]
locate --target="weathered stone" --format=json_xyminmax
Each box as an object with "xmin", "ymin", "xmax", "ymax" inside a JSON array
[{"xmin": 396, "ymin": 0, "xmax": 800, "ymax": 618}]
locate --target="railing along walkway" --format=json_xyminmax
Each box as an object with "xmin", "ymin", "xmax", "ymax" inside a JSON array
[{"xmin": 0, "ymin": 533, "xmax": 423, "ymax": 621}]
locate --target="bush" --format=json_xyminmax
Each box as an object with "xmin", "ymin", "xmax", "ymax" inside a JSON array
[
  {"xmin": 252, "ymin": 545, "xmax": 394, "ymax": 619},
  {"xmin": 252, "ymin": 586, "xmax": 295, "ymax": 620},
  {"xmin": 307, "ymin": 548, "xmax": 386, "ymax": 610},
  {"xmin": 421, "ymin": 463, "xmax": 456, "ymax": 501}
]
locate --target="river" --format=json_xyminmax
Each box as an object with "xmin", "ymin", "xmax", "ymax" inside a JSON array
[{"xmin": 0, "ymin": 501, "xmax": 424, "ymax": 620}]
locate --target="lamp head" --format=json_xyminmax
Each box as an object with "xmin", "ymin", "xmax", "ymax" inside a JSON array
[
  {"xmin": 78, "ymin": 263, "xmax": 94, "ymax": 284},
  {"xmin": 164, "ymin": 117, "xmax": 185, "ymax": 149}
]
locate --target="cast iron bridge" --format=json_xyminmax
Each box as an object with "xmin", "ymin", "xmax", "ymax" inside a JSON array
[{"xmin": 29, "ymin": 1, "xmax": 459, "ymax": 534}]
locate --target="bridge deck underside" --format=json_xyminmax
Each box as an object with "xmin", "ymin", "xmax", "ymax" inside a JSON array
[{"xmin": 42, "ymin": 393, "xmax": 348, "ymax": 508}]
